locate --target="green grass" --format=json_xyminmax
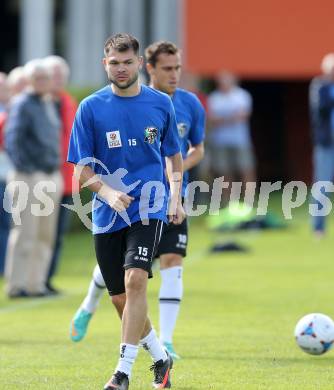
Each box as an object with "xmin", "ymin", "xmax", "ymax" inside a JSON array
[{"xmin": 1, "ymin": 208, "xmax": 334, "ymax": 389}]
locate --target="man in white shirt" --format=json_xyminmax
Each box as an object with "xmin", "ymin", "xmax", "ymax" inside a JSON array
[{"xmin": 207, "ymin": 71, "xmax": 256, "ymax": 202}]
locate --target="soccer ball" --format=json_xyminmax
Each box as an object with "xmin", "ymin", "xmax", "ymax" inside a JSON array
[{"xmin": 294, "ymin": 313, "xmax": 334, "ymax": 355}]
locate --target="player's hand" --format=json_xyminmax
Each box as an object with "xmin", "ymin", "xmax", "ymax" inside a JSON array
[
  {"xmin": 109, "ymin": 190, "xmax": 134, "ymax": 212},
  {"xmin": 168, "ymin": 200, "xmax": 186, "ymax": 225},
  {"xmin": 100, "ymin": 186, "xmax": 134, "ymax": 212}
]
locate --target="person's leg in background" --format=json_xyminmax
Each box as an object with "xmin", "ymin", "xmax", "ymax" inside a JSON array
[
  {"xmin": 0, "ymin": 180, "xmax": 10, "ymax": 275},
  {"xmin": 239, "ymin": 147, "xmax": 256, "ymax": 185},
  {"xmin": 27, "ymin": 172, "xmax": 63, "ymax": 295},
  {"xmin": 238, "ymin": 146, "xmax": 257, "ymax": 205},
  {"xmin": 4, "ymin": 171, "xmax": 39, "ymax": 297},
  {"xmin": 311, "ymin": 145, "xmax": 334, "ymax": 236},
  {"xmin": 209, "ymin": 145, "xmax": 234, "ymax": 208},
  {"xmin": 46, "ymin": 194, "xmax": 73, "ymax": 292}
]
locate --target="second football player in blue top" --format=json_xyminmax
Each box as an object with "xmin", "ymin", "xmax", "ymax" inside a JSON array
[{"xmin": 144, "ymin": 41, "xmax": 206, "ymax": 360}]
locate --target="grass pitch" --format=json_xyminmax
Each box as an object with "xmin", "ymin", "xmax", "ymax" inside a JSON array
[{"xmin": 1, "ymin": 208, "xmax": 334, "ymax": 389}]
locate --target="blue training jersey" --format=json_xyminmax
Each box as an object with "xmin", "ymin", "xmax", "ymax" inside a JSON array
[
  {"xmin": 171, "ymin": 88, "xmax": 206, "ymax": 196},
  {"xmin": 68, "ymin": 85, "xmax": 180, "ymax": 234}
]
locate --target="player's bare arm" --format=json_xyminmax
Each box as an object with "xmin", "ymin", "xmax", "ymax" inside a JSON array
[
  {"xmin": 165, "ymin": 152, "xmax": 185, "ymax": 224},
  {"xmin": 74, "ymin": 164, "xmax": 134, "ymax": 212},
  {"xmin": 183, "ymin": 142, "xmax": 205, "ymax": 172}
]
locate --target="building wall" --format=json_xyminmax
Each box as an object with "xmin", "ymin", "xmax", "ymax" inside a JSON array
[{"xmin": 184, "ymin": 0, "xmax": 334, "ymax": 78}]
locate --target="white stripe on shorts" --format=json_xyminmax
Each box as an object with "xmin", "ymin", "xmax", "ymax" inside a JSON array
[{"xmin": 151, "ymin": 220, "xmax": 163, "ymax": 262}]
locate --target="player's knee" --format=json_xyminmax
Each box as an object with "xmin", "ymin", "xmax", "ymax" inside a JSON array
[
  {"xmin": 111, "ymin": 293, "xmax": 126, "ymax": 311},
  {"xmin": 160, "ymin": 253, "xmax": 182, "ymax": 269},
  {"xmin": 125, "ymin": 268, "xmax": 147, "ymax": 294}
]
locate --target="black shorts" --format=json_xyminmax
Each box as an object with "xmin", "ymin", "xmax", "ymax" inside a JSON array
[
  {"xmin": 155, "ymin": 217, "xmax": 188, "ymax": 258},
  {"xmin": 94, "ymin": 219, "xmax": 164, "ymax": 296}
]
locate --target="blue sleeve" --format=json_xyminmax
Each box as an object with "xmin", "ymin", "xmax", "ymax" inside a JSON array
[
  {"xmin": 189, "ymin": 96, "xmax": 206, "ymax": 147},
  {"xmin": 160, "ymin": 99, "xmax": 180, "ymax": 157},
  {"xmin": 67, "ymin": 100, "xmax": 95, "ymax": 165}
]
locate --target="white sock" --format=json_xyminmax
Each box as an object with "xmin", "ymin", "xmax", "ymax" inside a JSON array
[
  {"xmin": 140, "ymin": 328, "xmax": 168, "ymax": 362},
  {"xmin": 81, "ymin": 265, "xmax": 106, "ymax": 313},
  {"xmin": 115, "ymin": 343, "xmax": 139, "ymax": 378},
  {"xmin": 159, "ymin": 266, "xmax": 183, "ymax": 344}
]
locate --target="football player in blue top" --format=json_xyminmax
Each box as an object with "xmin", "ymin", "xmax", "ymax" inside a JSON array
[
  {"xmin": 68, "ymin": 34, "xmax": 184, "ymax": 390},
  {"xmin": 69, "ymin": 39, "xmax": 205, "ymax": 374},
  {"xmin": 145, "ymin": 41, "xmax": 205, "ymax": 360}
]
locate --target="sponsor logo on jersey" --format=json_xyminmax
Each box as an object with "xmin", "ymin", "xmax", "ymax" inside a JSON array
[
  {"xmin": 106, "ymin": 130, "xmax": 122, "ymax": 148},
  {"xmin": 144, "ymin": 127, "xmax": 158, "ymax": 144},
  {"xmin": 177, "ymin": 122, "xmax": 187, "ymax": 138}
]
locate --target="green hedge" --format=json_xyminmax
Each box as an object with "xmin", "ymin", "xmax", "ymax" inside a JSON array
[{"xmin": 67, "ymin": 86, "xmax": 97, "ymax": 103}]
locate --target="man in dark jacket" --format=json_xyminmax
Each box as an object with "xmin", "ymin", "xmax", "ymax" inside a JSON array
[{"xmin": 4, "ymin": 59, "xmax": 63, "ymax": 297}]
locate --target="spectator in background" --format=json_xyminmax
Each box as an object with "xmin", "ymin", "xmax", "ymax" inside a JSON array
[
  {"xmin": 7, "ymin": 67, "xmax": 28, "ymax": 98},
  {"xmin": 4, "ymin": 59, "xmax": 63, "ymax": 298},
  {"xmin": 0, "ymin": 72, "xmax": 10, "ymax": 275},
  {"xmin": 309, "ymin": 53, "xmax": 334, "ymax": 237},
  {"xmin": 207, "ymin": 71, "xmax": 256, "ymax": 204},
  {"xmin": 43, "ymin": 55, "xmax": 78, "ymax": 293}
]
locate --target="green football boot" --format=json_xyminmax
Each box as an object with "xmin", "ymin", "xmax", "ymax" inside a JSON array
[
  {"xmin": 163, "ymin": 342, "xmax": 181, "ymax": 361},
  {"xmin": 70, "ymin": 308, "xmax": 93, "ymax": 342}
]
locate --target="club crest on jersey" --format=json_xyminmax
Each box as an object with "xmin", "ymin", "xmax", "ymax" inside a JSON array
[
  {"xmin": 177, "ymin": 122, "xmax": 187, "ymax": 138},
  {"xmin": 106, "ymin": 130, "xmax": 122, "ymax": 148},
  {"xmin": 144, "ymin": 127, "xmax": 158, "ymax": 144}
]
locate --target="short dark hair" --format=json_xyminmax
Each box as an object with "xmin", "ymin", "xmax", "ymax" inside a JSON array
[
  {"xmin": 145, "ymin": 41, "xmax": 179, "ymax": 67},
  {"xmin": 104, "ymin": 33, "xmax": 139, "ymax": 56}
]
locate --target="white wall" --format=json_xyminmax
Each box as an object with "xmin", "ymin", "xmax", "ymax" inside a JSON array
[{"xmin": 20, "ymin": 0, "xmax": 54, "ymax": 63}]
